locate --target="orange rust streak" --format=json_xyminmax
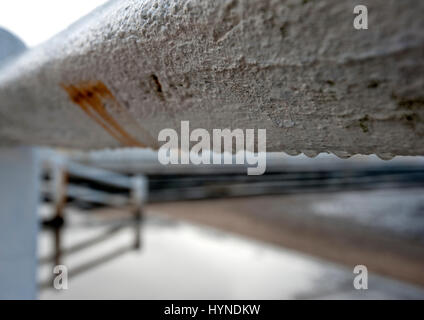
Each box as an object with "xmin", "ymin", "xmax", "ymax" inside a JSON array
[
  {"xmin": 61, "ymin": 82, "xmax": 145, "ymax": 147},
  {"xmin": 61, "ymin": 84, "xmax": 128, "ymax": 145},
  {"xmin": 93, "ymin": 82, "xmax": 158, "ymax": 147},
  {"xmin": 79, "ymin": 101, "xmax": 131, "ymax": 146},
  {"xmin": 83, "ymin": 88, "xmax": 143, "ymax": 147},
  {"xmin": 77, "ymin": 88, "xmax": 134, "ymax": 146}
]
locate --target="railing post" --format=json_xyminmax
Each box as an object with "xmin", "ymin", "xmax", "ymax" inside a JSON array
[
  {"xmin": 130, "ymin": 176, "xmax": 148, "ymax": 250},
  {"xmin": 51, "ymin": 163, "xmax": 68, "ymax": 270}
]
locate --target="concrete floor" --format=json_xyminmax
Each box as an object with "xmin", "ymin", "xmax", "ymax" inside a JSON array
[{"xmin": 39, "ymin": 195, "xmax": 424, "ymax": 299}]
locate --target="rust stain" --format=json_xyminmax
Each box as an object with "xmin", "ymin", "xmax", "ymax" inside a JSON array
[{"xmin": 61, "ymin": 81, "xmax": 146, "ymax": 147}]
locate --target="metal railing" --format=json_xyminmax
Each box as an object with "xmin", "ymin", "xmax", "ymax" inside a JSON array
[{"xmin": 39, "ymin": 156, "xmax": 147, "ymax": 289}]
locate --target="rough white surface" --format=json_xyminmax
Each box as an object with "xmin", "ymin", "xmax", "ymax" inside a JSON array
[{"xmin": 0, "ymin": 0, "xmax": 423, "ymax": 156}]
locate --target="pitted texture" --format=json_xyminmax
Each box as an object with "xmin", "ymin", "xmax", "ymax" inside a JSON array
[{"xmin": 0, "ymin": 0, "xmax": 423, "ymax": 157}]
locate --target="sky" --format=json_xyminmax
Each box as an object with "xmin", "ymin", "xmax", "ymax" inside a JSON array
[{"xmin": 0, "ymin": 0, "xmax": 108, "ymax": 47}]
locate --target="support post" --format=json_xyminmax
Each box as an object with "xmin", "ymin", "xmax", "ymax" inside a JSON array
[
  {"xmin": 0, "ymin": 147, "xmax": 40, "ymax": 299},
  {"xmin": 131, "ymin": 176, "xmax": 148, "ymax": 250},
  {"xmin": 51, "ymin": 165, "xmax": 67, "ymax": 275}
]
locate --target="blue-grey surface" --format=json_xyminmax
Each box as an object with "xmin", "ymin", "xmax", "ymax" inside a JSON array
[
  {"xmin": 0, "ymin": 28, "xmax": 26, "ymax": 67},
  {"xmin": 0, "ymin": 147, "xmax": 39, "ymax": 299}
]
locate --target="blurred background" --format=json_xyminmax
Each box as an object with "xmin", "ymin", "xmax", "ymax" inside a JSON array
[
  {"xmin": 36, "ymin": 149, "xmax": 424, "ymax": 299},
  {"xmin": 1, "ymin": 1, "xmax": 424, "ymax": 299}
]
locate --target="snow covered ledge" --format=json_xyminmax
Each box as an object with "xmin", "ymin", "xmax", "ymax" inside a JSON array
[{"xmin": 0, "ymin": 0, "xmax": 423, "ymax": 157}]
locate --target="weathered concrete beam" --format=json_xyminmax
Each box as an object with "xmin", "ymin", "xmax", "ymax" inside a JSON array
[{"xmin": 0, "ymin": 0, "xmax": 423, "ymax": 157}]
